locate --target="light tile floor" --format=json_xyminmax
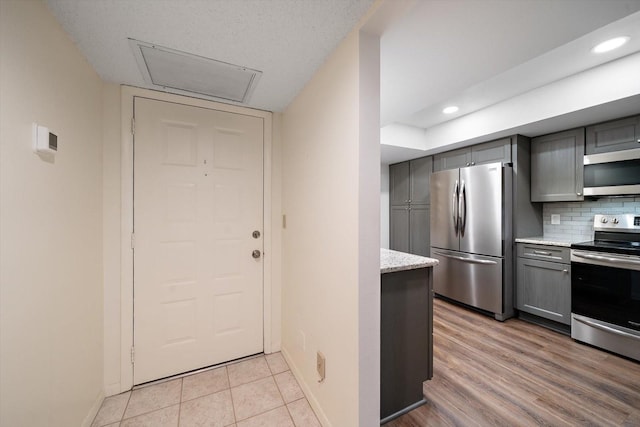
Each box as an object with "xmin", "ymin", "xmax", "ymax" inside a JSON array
[{"xmin": 92, "ymin": 353, "xmax": 321, "ymax": 427}]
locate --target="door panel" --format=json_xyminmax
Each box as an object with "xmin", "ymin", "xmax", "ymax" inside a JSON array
[
  {"xmin": 409, "ymin": 205, "xmax": 430, "ymax": 257},
  {"xmin": 516, "ymin": 258, "xmax": 571, "ymax": 324},
  {"xmin": 430, "ymin": 168, "xmax": 459, "ymax": 251},
  {"xmin": 459, "ymin": 163, "xmax": 503, "ymax": 257},
  {"xmin": 431, "ymin": 248, "xmax": 503, "ymax": 314},
  {"xmin": 471, "ymin": 138, "xmax": 511, "ymax": 166},
  {"xmin": 390, "ymin": 205, "xmax": 409, "ymax": 253},
  {"xmin": 433, "ymin": 147, "xmax": 471, "ymax": 172},
  {"xmin": 390, "ymin": 162, "xmax": 410, "ymax": 205},
  {"xmin": 133, "ymin": 97, "xmax": 263, "ymax": 384},
  {"xmin": 409, "ymin": 157, "xmax": 432, "ymax": 204},
  {"xmin": 531, "ymin": 128, "xmax": 584, "ymax": 202}
]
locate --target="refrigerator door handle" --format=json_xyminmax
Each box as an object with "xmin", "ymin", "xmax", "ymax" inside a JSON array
[
  {"xmin": 459, "ymin": 180, "xmax": 467, "ymax": 237},
  {"xmin": 452, "ymin": 180, "xmax": 459, "ymax": 236},
  {"xmin": 433, "ymin": 251, "xmax": 498, "ymax": 265}
]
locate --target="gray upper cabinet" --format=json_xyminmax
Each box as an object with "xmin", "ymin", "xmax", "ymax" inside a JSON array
[
  {"xmin": 433, "ymin": 138, "xmax": 511, "ymax": 171},
  {"xmin": 390, "ymin": 162, "xmax": 410, "ymax": 206},
  {"xmin": 409, "ymin": 157, "xmax": 432, "ymax": 204},
  {"xmin": 471, "ymin": 138, "xmax": 512, "ymax": 166},
  {"xmin": 433, "ymin": 147, "xmax": 471, "ymax": 171},
  {"xmin": 390, "ymin": 157, "xmax": 432, "ymax": 206},
  {"xmin": 531, "ymin": 128, "xmax": 585, "ymax": 202},
  {"xmin": 586, "ymin": 114, "xmax": 640, "ymax": 154}
]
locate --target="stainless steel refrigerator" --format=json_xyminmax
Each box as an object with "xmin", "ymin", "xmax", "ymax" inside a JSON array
[{"xmin": 430, "ymin": 162, "xmax": 513, "ymax": 320}]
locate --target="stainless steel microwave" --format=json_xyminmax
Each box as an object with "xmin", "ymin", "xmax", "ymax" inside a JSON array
[{"xmin": 583, "ymin": 148, "xmax": 640, "ymax": 196}]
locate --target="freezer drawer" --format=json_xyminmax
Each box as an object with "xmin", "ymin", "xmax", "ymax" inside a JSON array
[{"xmin": 431, "ymin": 248, "xmax": 503, "ymax": 314}]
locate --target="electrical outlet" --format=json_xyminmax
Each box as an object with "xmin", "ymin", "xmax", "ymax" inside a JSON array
[
  {"xmin": 551, "ymin": 214, "xmax": 561, "ymax": 225},
  {"xmin": 317, "ymin": 351, "xmax": 326, "ymax": 382}
]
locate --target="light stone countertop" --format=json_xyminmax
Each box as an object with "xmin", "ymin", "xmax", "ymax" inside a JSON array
[
  {"xmin": 515, "ymin": 236, "xmax": 589, "ymax": 247},
  {"xmin": 381, "ymin": 248, "xmax": 438, "ymax": 274}
]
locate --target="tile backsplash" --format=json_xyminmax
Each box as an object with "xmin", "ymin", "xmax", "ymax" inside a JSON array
[{"xmin": 543, "ymin": 197, "xmax": 640, "ymax": 242}]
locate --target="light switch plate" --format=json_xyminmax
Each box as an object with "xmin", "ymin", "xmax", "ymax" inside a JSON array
[{"xmin": 551, "ymin": 214, "xmax": 560, "ymax": 225}]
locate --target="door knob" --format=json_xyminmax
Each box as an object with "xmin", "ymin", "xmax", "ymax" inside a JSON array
[
  {"xmin": 252, "ymin": 250, "xmax": 261, "ymax": 259},
  {"xmin": 252, "ymin": 230, "xmax": 261, "ymax": 239}
]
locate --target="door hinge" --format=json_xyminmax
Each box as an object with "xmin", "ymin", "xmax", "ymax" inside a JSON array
[
  {"xmin": 131, "ymin": 117, "xmax": 135, "ymax": 135},
  {"xmin": 131, "ymin": 232, "xmax": 135, "ymax": 250},
  {"xmin": 130, "ymin": 346, "xmax": 135, "ymax": 365}
]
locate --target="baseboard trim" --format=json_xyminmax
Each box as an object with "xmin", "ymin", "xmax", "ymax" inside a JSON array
[
  {"xmin": 281, "ymin": 347, "xmax": 330, "ymax": 427},
  {"xmin": 81, "ymin": 389, "xmax": 105, "ymax": 427},
  {"xmin": 104, "ymin": 382, "xmax": 123, "ymax": 397}
]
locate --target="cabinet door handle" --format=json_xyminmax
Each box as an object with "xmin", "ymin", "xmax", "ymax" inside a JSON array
[{"xmin": 562, "ymin": 269, "xmax": 568, "ymax": 273}]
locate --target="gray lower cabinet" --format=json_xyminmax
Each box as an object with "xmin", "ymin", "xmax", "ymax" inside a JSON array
[
  {"xmin": 410, "ymin": 205, "xmax": 430, "ymax": 257},
  {"xmin": 433, "ymin": 137, "xmax": 511, "ymax": 171},
  {"xmin": 516, "ymin": 243, "xmax": 571, "ymax": 325},
  {"xmin": 390, "ymin": 205, "xmax": 430, "ymax": 256},
  {"xmin": 586, "ymin": 114, "xmax": 640, "ymax": 154},
  {"xmin": 531, "ymin": 128, "xmax": 585, "ymax": 202},
  {"xmin": 390, "ymin": 205, "xmax": 410, "ymax": 253},
  {"xmin": 381, "ymin": 267, "xmax": 433, "ymax": 422}
]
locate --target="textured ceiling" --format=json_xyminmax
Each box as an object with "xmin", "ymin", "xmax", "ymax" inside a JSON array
[
  {"xmin": 45, "ymin": 0, "xmax": 640, "ymax": 165},
  {"xmin": 45, "ymin": 0, "xmax": 376, "ymax": 112}
]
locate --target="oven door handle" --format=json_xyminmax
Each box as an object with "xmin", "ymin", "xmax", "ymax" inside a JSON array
[
  {"xmin": 572, "ymin": 252, "xmax": 640, "ymax": 267},
  {"xmin": 573, "ymin": 316, "xmax": 640, "ymax": 342}
]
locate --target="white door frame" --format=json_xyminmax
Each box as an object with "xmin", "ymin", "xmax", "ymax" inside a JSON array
[{"xmin": 119, "ymin": 86, "xmax": 275, "ymax": 391}]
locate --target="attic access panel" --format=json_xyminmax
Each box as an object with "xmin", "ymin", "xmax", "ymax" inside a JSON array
[{"xmin": 129, "ymin": 39, "xmax": 262, "ymax": 104}]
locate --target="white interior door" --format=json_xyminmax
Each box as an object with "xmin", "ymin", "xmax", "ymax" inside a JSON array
[{"xmin": 133, "ymin": 97, "xmax": 264, "ymax": 384}]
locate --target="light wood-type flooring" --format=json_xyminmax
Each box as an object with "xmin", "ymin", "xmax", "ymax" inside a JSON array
[{"xmin": 388, "ymin": 298, "xmax": 640, "ymax": 426}]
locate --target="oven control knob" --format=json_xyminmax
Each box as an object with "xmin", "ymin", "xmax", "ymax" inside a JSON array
[
  {"xmin": 601, "ymin": 217, "xmax": 608, "ymax": 223},
  {"xmin": 612, "ymin": 218, "xmax": 619, "ymax": 224}
]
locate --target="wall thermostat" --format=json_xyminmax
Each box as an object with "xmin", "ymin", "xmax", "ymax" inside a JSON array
[{"xmin": 32, "ymin": 123, "xmax": 58, "ymax": 155}]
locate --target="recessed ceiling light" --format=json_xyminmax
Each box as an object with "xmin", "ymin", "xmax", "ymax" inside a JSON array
[
  {"xmin": 592, "ymin": 36, "xmax": 629, "ymax": 54},
  {"xmin": 443, "ymin": 106, "xmax": 459, "ymax": 114}
]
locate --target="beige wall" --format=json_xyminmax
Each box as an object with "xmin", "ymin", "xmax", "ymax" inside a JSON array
[
  {"xmin": 281, "ymin": 28, "xmax": 380, "ymax": 426},
  {"xmin": 0, "ymin": 1, "xmax": 104, "ymax": 426},
  {"xmin": 102, "ymin": 83, "xmax": 122, "ymax": 395}
]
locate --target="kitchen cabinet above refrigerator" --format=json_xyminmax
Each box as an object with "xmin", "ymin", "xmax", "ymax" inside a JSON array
[{"xmin": 433, "ymin": 138, "xmax": 512, "ymax": 172}]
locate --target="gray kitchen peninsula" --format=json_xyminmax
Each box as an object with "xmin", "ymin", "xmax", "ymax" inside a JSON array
[{"xmin": 380, "ymin": 248, "xmax": 438, "ymax": 424}]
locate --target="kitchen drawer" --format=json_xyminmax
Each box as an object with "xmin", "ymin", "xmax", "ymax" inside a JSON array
[{"xmin": 517, "ymin": 243, "xmax": 570, "ymax": 263}]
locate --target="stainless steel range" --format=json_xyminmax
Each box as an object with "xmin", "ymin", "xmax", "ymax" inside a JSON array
[{"xmin": 571, "ymin": 214, "xmax": 640, "ymax": 362}]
